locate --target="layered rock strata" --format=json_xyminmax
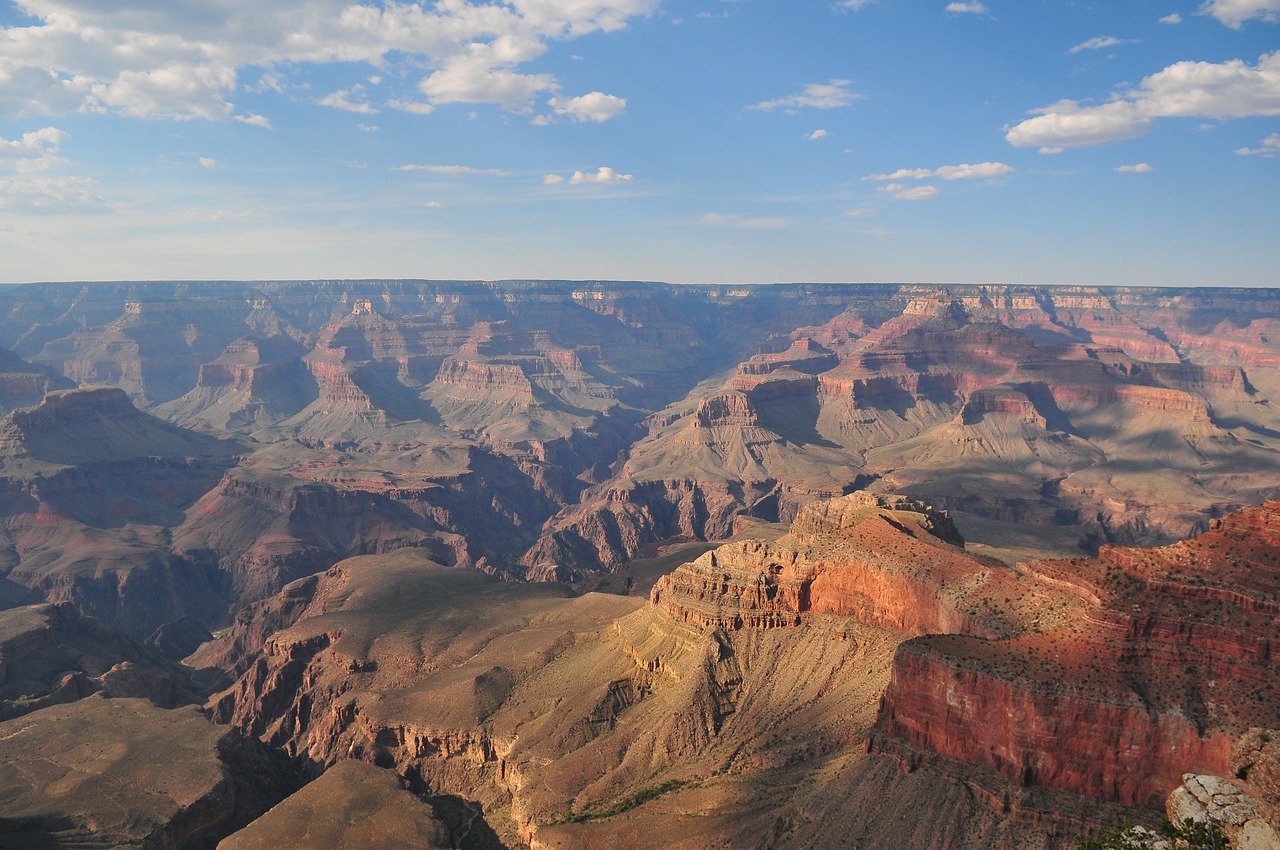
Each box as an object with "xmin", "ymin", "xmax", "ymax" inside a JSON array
[{"xmin": 875, "ymin": 500, "xmax": 1280, "ymax": 810}]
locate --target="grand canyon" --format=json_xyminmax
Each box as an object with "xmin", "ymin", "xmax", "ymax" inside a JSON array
[{"xmin": 2, "ymin": 280, "xmax": 1280, "ymax": 849}]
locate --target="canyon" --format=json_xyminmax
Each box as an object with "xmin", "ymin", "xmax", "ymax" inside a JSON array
[{"xmin": 1, "ymin": 280, "xmax": 1279, "ymax": 848}]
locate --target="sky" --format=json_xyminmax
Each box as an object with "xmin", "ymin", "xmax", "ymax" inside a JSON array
[{"xmin": 0, "ymin": 0, "xmax": 1277, "ymax": 286}]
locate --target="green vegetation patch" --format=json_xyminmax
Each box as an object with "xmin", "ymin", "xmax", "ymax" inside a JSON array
[{"xmin": 551, "ymin": 779, "xmax": 695, "ymax": 825}]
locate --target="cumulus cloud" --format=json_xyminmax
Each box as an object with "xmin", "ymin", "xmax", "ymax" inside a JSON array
[
  {"xmin": 806, "ymin": 129, "xmax": 829, "ymax": 140},
  {"xmin": 418, "ymin": 45, "xmax": 557, "ymax": 107},
  {"xmin": 750, "ymin": 79, "xmax": 861, "ymax": 111},
  {"xmin": 568, "ymin": 166, "xmax": 634, "ymax": 184},
  {"xmin": 946, "ymin": 2, "xmax": 988, "ymax": 14},
  {"xmin": 543, "ymin": 173, "xmax": 565, "ymax": 185},
  {"xmin": 233, "ymin": 113, "xmax": 272, "ymax": 129},
  {"xmin": 1115, "ymin": 162, "xmax": 1154, "ymax": 172},
  {"xmin": 547, "ymin": 91, "xmax": 627, "ymax": 122},
  {"xmin": 198, "ymin": 157, "xmax": 220, "ymax": 169},
  {"xmin": 397, "ymin": 164, "xmax": 510, "ymax": 176},
  {"xmin": 1199, "ymin": 0, "xmax": 1280, "ymax": 28},
  {"xmin": 1161, "ymin": 12, "xmax": 1184, "ymax": 23},
  {"xmin": 319, "ymin": 85, "xmax": 379, "ymax": 114},
  {"xmin": 0, "ymin": 127, "xmax": 68, "ymax": 172},
  {"xmin": 836, "ymin": 0, "xmax": 876, "ymax": 10},
  {"xmin": 865, "ymin": 161, "xmax": 1014, "ymax": 181},
  {"xmin": 1235, "ymin": 132, "xmax": 1280, "ymax": 155},
  {"xmin": 877, "ymin": 183, "xmax": 942, "ymax": 200},
  {"xmin": 1068, "ymin": 36, "xmax": 1140, "ymax": 54},
  {"xmin": 0, "ymin": 0, "xmax": 658, "ymax": 121},
  {"xmin": 1006, "ymin": 50, "xmax": 1280, "ymax": 150}
]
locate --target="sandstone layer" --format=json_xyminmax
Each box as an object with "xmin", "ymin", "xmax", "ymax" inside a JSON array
[{"xmin": 876, "ymin": 500, "xmax": 1280, "ymax": 810}]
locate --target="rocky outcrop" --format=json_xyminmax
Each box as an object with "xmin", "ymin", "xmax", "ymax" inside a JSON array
[
  {"xmin": 1167, "ymin": 773, "xmax": 1280, "ymax": 850},
  {"xmin": 0, "ymin": 602, "xmax": 199, "ymax": 720},
  {"xmin": 522, "ymin": 477, "xmax": 785, "ymax": 580},
  {"xmin": 0, "ymin": 387, "xmax": 240, "ymax": 471},
  {"xmin": 650, "ymin": 492, "xmax": 1034, "ymax": 638}
]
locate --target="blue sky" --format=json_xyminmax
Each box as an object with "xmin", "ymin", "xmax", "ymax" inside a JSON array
[{"xmin": 0, "ymin": 0, "xmax": 1277, "ymax": 286}]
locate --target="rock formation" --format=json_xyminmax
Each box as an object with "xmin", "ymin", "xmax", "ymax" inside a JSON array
[
  {"xmin": 0, "ymin": 602, "xmax": 198, "ymax": 721},
  {"xmin": 0, "ymin": 282, "xmax": 1278, "ymax": 848},
  {"xmin": 201, "ymin": 493, "xmax": 1135, "ymax": 849},
  {"xmin": 875, "ymin": 500, "xmax": 1280, "ymax": 811}
]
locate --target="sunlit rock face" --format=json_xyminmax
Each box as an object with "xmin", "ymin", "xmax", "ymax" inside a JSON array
[{"xmin": 876, "ymin": 499, "xmax": 1280, "ymax": 810}]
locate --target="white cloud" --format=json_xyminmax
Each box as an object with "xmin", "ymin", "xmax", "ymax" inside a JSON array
[
  {"xmin": 1160, "ymin": 12, "xmax": 1184, "ymax": 23},
  {"xmin": 806, "ymin": 129, "xmax": 829, "ymax": 140},
  {"xmin": 867, "ymin": 167, "xmax": 934, "ymax": 180},
  {"xmin": 233, "ymin": 113, "xmax": 272, "ymax": 129},
  {"xmin": 397, "ymin": 164, "xmax": 511, "ymax": 176},
  {"xmin": 866, "ymin": 161, "xmax": 1014, "ymax": 181},
  {"xmin": 877, "ymin": 183, "xmax": 943, "ymax": 200},
  {"xmin": 568, "ymin": 166, "xmax": 634, "ymax": 184},
  {"xmin": 946, "ymin": 2, "xmax": 988, "ymax": 14},
  {"xmin": 1068, "ymin": 36, "xmax": 1140, "ymax": 54},
  {"xmin": 547, "ymin": 91, "xmax": 627, "ymax": 122},
  {"xmin": 0, "ymin": 0, "xmax": 658, "ymax": 121},
  {"xmin": 750, "ymin": 79, "xmax": 861, "ymax": 111},
  {"xmin": 198, "ymin": 156, "xmax": 220, "ymax": 169},
  {"xmin": 0, "ymin": 175, "xmax": 110, "ymax": 213},
  {"xmin": 0, "ymin": 127, "xmax": 69, "ymax": 173},
  {"xmin": 388, "ymin": 99, "xmax": 435, "ymax": 115},
  {"xmin": 319, "ymin": 85, "xmax": 378, "ymax": 114},
  {"xmin": 1199, "ymin": 0, "xmax": 1280, "ymax": 28},
  {"xmin": 934, "ymin": 161, "xmax": 1015, "ymax": 179},
  {"xmin": 1115, "ymin": 162, "xmax": 1154, "ymax": 172},
  {"xmin": 701, "ymin": 213, "xmax": 788, "ymax": 229},
  {"xmin": 836, "ymin": 0, "xmax": 876, "ymax": 10},
  {"xmin": 1006, "ymin": 50, "xmax": 1280, "ymax": 150},
  {"xmin": 543, "ymin": 173, "xmax": 565, "ymax": 185},
  {"xmin": 417, "ymin": 38, "xmax": 557, "ymax": 108},
  {"xmin": 1, "ymin": 127, "xmax": 67, "ymax": 157},
  {"xmin": 1235, "ymin": 132, "xmax": 1280, "ymax": 155}
]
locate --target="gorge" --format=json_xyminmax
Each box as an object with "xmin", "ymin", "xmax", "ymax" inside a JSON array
[{"xmin": 2, "ymin": 280, "xmax": 1280, "ymax": 849}]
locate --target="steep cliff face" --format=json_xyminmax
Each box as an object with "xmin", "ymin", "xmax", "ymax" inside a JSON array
[
  {"xmin": 0, "ymin": 602, "xmax": 199, "ymax": 721},
  {"xmin": 875, "ymin": 500, "xmax": 1280, "ymax": 810}
]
